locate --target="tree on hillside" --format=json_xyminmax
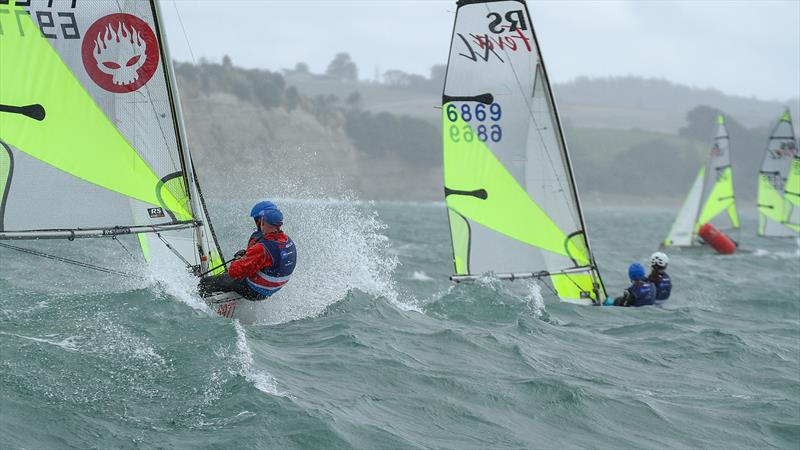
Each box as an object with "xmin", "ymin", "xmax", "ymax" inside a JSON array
[
  {"xmin": 285, "ymin": 86, "xmax": 300, "ymax": 111},
  {"xmin": 678, "ymin": 105, "xmax": 724, "ymax": 141},
  {"xmin": 326, "ymin": 53, "xmax": 358, "ymax": 80},
  {"xmin": 383, "ymin": 69, "xmax": 412, "ymax": 87},
  {"xmin": 293, "ymin": 62, "xmax": 310, "ymax": 74},
  {"xmin": 251, "ymin": 72, "xmax": 285, "ymax": 109},
  {"xmin": 429, "ymin": 64, "xmax": 446, "ymax": 84},
  {"xmin": 346, "ymin": 91, "xmax": 361, "ymax": 107},
  {"xmin": 344, "ymin": 110, "xmax": 438, "ymax": 166}
]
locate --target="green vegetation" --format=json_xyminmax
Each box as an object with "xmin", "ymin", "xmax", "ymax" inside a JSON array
[{"xmin": 174, "ymin": 55, "xmax": 796, "ymax": 201}]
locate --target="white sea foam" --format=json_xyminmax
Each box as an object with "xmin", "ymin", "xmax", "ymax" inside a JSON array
[
  {"xmin": 751, "ymin": 246, "xmax": 800, "ymax": 260},
  {"xmin": 232, "ymin": 320, "xmax": 286, "ymax": 397},
  {"xmin": 411, "ymin": 271, "xmax": 434, "ymax": 281},
  {"xmin": 0, "ymin": 331, "xmax": 83, "ymax": 352}
]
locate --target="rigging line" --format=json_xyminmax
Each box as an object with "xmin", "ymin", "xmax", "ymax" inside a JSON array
[
  {"xmin": 112, "ymin": 235, "xmax": 136, "ymax": 260},
  {"xmin": 156, "ymin": 233, "xmax": 193, "ymax": 268},
  {"xmin": 171, "ymin": 0, "xmax": 229, "ymax": 264},
  {"xmin": 558, "ymin": 269, "xmax": 588, "ymax": 293},
  {"xmin": 479, "ymin": 4, "xmax": 580, "ymax": 228},
  {"xmin": 535, "ymin": 276, "xmax": 558, "ymax": 298},
  {"xmin": 190, "ymin": 158, "xmax": 226, "ymax": 262},
  {"xmin": 0, "ymin": 242, "xmax": 142, "ymax": 279},
  {"xmin": 172, "ymin": 0, "xmax": 197, "ymax": 62}
]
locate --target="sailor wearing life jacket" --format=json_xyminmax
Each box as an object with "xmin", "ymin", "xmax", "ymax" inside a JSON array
[
  {"xmin": 604, "ymin": 263, "xmax": 656, "ymax": 307},
  {"xmin": 198, "ymin": 201, "xmax": 296, "ymax": 300},
  {"xmin": 647, "ymin": 251, "xmax": 671, "ymax": 305}
]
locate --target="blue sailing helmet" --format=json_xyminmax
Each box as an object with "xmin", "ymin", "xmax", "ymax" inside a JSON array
[
  {"xmin": 628, "ymin": 263, "xmax": 646, "ymax": 281},
  {"xmin": 250, "ymin": 201, "xmax": 276, "ymax": 219},
  {"xmin": 259, "ymin": 208, "xmax": 283, "ymax": 226}
]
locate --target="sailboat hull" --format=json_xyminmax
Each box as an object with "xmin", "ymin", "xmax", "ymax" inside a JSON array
[{"xmin": 203, "ymin": 292, "xmax": 261, "ymax": 324}]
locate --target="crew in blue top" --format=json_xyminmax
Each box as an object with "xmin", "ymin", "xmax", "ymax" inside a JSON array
[
  {"xmin": 647, "ymin": 251, "xmax": 671, "ymax": 305},
  {"xmin": 604, "ymin": 263, "xmax": 656, "ymax": 307}
]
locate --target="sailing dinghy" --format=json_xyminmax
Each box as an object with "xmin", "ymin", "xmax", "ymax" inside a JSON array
[
  {"xmin": 663, "ymin": 115, "xmax": 740, "ymax": 249},
  {"xmin": 757, "ymin": 109, "xmax": 800, "ymax": 237},
  {"xmin": 0, "ymin": 0, "xmax": 248, "ymax": 320},
  {"xmin": 441, "ymin": 0, "xmax": 606, "ymax": 305}
]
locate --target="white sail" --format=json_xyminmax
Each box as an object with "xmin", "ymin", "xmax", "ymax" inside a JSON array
[
  {"xmin": 0, "ymin": 0, "xmax": 223, "ymax": 274},
  {"xmin": 663, "ymin": 115, "xmax": 738, "ymax": 247},
  {"xmin": 758, "ymin": 109, "xmax": 799, "ymax": 237},
  {"xmin": 697, "ymin": 116, "xmax": 738, "ymax": 230},
  {"xmin": 664, "ymin": 167, "xmax": 705, "ymax": 247},
  {"xmin": 442, "ymin": 0, "xmax": 605, "ymax": 304}
]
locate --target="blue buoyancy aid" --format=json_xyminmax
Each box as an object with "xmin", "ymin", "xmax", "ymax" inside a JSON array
[
  {"xmin": 245, "ymin": 231, "xmax": 297, "ymax": 297},
  {"xmin": 627, "ymin": 280, "xmax": 656, "ymax": 307},
  {"xmin": 649, "ymin": 272, "xmax": 672, "ymax": 303}
]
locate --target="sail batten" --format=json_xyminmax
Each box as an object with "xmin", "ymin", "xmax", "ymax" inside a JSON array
[{"xmin": 442, "ymin": 0, "xmax": 605, "ymax": 303}]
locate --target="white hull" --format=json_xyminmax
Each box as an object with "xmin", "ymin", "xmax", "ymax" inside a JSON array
[{"xmin": 203, "ymin": 292, "xmax": 262, "ymax": 324}]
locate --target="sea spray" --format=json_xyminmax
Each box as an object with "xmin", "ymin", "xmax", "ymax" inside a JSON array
[
  {"xmin": 203, "ymin": 189, "xmax": 403, "ymax": 323},
  {"xmin": 524, "ymin": 280, "xmax": 547, "ymax": 318}
]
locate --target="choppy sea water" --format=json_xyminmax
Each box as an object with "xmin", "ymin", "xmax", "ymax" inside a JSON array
[{"xmin": 1, "ymin": 199, "xmax": 798, "ymax": 449}]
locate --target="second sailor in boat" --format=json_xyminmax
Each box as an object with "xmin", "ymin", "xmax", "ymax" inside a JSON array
[
  {"xmin": 199, "ymin": 201, "xmax": 297, "ymax": 300},
  {"xmin": 604, "ymin": 263, "xmax": 656, "ymax": 307},
  {"xmin": 647, "ymin": 252, "xmax": 671, "ymax": 304}
]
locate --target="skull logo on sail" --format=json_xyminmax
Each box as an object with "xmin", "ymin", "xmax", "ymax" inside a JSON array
[
  {"xmin": 82, "ymin": 14, "xmax": 160, "ymax": 93},
  {"xmin": 93, "ymin": 22, "xmax": 147, "ymax": 86}
]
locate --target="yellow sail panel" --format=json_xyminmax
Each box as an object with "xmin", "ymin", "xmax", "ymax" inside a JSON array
[
  {"xmin": 447, "ymin": 209, "xmax": 471, "ymax": 275},
  {"xmin": 0, "ymin": 143, "xmax": 10, "ymax": 230},
  {"xmin": 0, "ymin": 6, "xmax": 190, "ymax": 219},
  {"xmin": 696, "ymin": 167, "xmax": 736, "ymax": 228},
  {"xmin": 551, "ymin": 272, "xmax": 603, "ymax": 304},
  {"xmin": 727, "ymin": 203, "xmax": 740, "ymax": 229},
  {"xmin": 758, "ymin": 174, "xmax": 786, "ymax": 224},
  {"xmin": 443, "ymin": 107, "xmax": 586, "ymax": 264},
  {"xmin": 785, "ymin": 158, "xmax": 800, "ymax": 208},
  {"xmin": 207, "ymin": 250, "xmax": 226, "ymax": 276},
  {"xmin": 137, "ymin": 233, "xmax": 151, "ymax": 262},
  {"xmin": 157, "ymin": 176, "xmax": 192, "ymax": 221}
]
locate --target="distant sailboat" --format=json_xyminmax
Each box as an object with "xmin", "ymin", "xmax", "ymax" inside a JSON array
[
  {"xmin": 663, "ymin": 115, "xmax": 739, "ymax": 248},
  {"xmin": 0, "ymin": 0, "xmax": 246, "ymax": 319},
  {"xmin": 441, "ymin": 0, "xmax": 606, "ymax": 304},
  {"xmin": 757, "ymin": 109, "xmax": 800, "ymax": 237}
]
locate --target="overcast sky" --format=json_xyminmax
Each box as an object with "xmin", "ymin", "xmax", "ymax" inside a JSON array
[{"xmin": 161, "ymin": 0, "xmax": 800, "ymax": 102}]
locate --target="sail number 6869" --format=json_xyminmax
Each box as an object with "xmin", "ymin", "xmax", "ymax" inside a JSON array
[
  {"xmin": 446, "ymin": 102, "xmax": 503, "ymax": 143},
  {"xmin": 446, "ymin": 103, "xmax": 502, "ymax": 122}
]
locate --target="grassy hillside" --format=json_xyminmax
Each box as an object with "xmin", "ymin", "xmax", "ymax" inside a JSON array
[
  {"xmin": 175, "ymin": 60, "xmax": 793, "ymax": 204},
  {"xmin": 283, "ymin": 71, "xmax": 798, "ymax": 134}
]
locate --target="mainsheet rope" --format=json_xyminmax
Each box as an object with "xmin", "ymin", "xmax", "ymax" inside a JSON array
[{"xmin": 0, "ymin": 242, "xmax": 143, "ymax": 279}]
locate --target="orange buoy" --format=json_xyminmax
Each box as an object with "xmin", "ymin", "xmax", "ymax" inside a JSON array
[{"xmin": 698, "ymin": 223, "xmax": 737, "ymax": 254}]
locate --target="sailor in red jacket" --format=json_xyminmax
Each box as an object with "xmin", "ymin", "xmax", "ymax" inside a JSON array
[{"xmin": 199, "ymin": 201, "xmax": 296, "ymax": 300}]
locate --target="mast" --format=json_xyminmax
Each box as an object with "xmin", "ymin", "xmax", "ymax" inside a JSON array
[
  {"xmin": 150, "ymin": 0, "xmax": 214, "ymax": 271},
  {"xmin": 518, "ymin": 0, "xmax": 604, "ymax": 296}
]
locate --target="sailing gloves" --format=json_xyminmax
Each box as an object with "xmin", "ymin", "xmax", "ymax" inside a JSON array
[{"xmin": 234, "ymin": 249, "xmax": 246, "ymax": 259}]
